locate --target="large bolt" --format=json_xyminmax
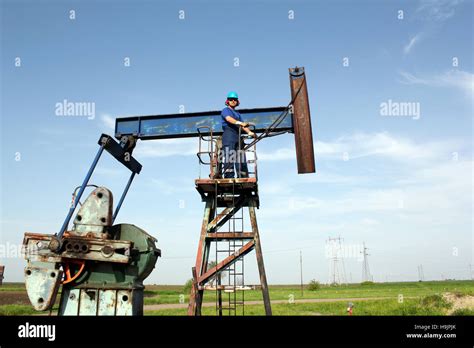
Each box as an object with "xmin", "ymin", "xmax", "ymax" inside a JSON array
[
  {"xmin": 101, "ymin": 245, "xmax": 114, "ymax": 257},
  {"xmin": 48, "ymin": 237, "xmax": 60, "ymax": 252}
]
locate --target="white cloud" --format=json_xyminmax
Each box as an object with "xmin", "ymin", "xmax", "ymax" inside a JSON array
[
  {"xmin": 361, "ymin": 218, "xmax": 379, "ymax": 226},
  {"xmin": 258, "ymin": 147, "xmax": 295, "ymax": 161},
  {"xmin": 416, "ymin": 0, "xmax": 463, "ymax": 22},
  {"xmin": 257, "ymin": 132, "xmax": 472, "ymax": 238},
  {"xmin": 266, "ymin": 158, "xmax": 472, "ymax": 228},
  {"xmin": 403, "ymin": 33, "xmax": 423, "ymax": 55},
  {"xmin": 299, "ymin": 172, "xmax": 368, "ymax": 185},
  {"xmin": 399, "ymin": 70, "xmax": 474, "ymax": 98},
  {"xmin": 100, "ymin": 114, "xmax": 116, "ymax": 131},
  {"xmin": 259, "ymin": 132, "xmax": 461, "ymax": 164}
]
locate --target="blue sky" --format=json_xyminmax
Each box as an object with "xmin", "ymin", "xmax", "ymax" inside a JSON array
[{"xmin": 1, "ymin": 0, "xmax": 472, "ymax": 285}]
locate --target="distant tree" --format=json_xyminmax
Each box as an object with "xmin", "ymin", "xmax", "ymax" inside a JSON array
[
  {"xmin": 360, "ymin": 281, "xmax": 375, "ymax": 286},
  {"xmin": 308, "ymin": 279, "xmax": 321, "ymax": 291},
  {"xmin": 183, "ymin": 278, "xmax": 193, "ymax": 294}
]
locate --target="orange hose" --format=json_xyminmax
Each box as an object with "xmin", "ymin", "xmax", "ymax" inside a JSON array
[{"xmin": 62, "ymin": 260, "xmax": 85, "ymax": 285}]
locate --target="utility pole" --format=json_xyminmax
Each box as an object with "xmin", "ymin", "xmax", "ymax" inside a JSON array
[
  {"xmin": 361, "ymin": 242, "xmax": 372, "ymax": 282},
  {"xmin": 300, "ymin": 251, "xmax": 303, "ymax": 297}
]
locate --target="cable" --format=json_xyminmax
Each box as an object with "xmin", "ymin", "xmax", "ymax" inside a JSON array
[
  {"xmin": 243, "ymin": 74, "xmax": 306, "ymax": 150},
  {"xmin": 71, "ymin": 184, "xmax": 98, "ymax": 207}
]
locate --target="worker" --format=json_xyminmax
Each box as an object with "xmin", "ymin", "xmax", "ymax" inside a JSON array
[{"xmin": 220, "ymin": 91, "xmax": 256, "ymax": 178}]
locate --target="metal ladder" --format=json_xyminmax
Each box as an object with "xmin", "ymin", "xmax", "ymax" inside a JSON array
[{"xmin": 213, "ymin": 182, "xmax": 246, "ymax": 315}]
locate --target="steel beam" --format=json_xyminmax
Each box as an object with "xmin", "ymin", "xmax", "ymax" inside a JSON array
[
  {"xmin": 197, "ymin": 241, "xmax": 255, "ymax": 284},
  {"xmin": 206, "ymin": 196, "xmax": 247, "ymax": 232},
  {"xmin": 115, "ymin": 107, "xmax": 292, "ymax": 140}
]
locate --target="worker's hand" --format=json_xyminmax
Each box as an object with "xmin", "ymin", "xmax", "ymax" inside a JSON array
[
  {"xmin": 239, "ymin": 122, "xmax": 249, "ymax": 127},
  {"xmin": 248, "ymin": 131, "xmax": 257, "ymax": 138}
]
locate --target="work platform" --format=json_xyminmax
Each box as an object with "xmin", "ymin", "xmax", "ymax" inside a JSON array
[{"xmin": 195, "ymin": 178, "xmax": 259, "ymax": 208}]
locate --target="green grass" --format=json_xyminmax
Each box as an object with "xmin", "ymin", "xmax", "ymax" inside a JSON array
[
  {"xmin": 0, "ymin": 304, "xmax": 60, "ymax": 316},
  {"xmin": 0, "ymin": 282, "xmax": 26, "ymax": 292},
  {"xmin": 142, "ymin": 280, "xmax": 474, "ymax": 306},
  {"xmin": 145, "ymin": 297, "xmax": 455, "ymax": 316},
  {"xmin": 1, "ymin": 280, "xmax": 473, "ymax": 315},
  {"xmin": 0, "ymin": 305, "xmax": 41, "ymax": 316}
]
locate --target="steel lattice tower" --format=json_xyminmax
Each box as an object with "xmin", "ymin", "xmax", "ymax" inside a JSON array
[
  {"xmin": 361, "ymin": 242, "xmax": 372, "ymax": 282},
  {"xmin": 327, "ymin": 237, "xmax": 346, "ymax": 285}
]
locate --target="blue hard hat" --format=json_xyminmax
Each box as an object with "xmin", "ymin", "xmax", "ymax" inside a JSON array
[{"xmin": 227, "ymin": 91, "xmax": 239, "ymax": 99}]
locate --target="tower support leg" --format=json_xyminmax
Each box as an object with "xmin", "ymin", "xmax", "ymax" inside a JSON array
[
  {"xmin": 188, "ymin": 199, "xmax": 213, "ymax": 316},
  {"xmin": 249, "ymin": 200, "xmax": 272, "ymax": 316}
]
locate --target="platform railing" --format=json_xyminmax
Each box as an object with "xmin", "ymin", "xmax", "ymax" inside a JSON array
[{"xmin": 196, "ymin": 125, "xmax": 258, "ymax": 181}]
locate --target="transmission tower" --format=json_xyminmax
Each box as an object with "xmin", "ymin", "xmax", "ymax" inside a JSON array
[
  {"xmin": 327, "ymin": 237, "xmax": 346, "ymax": 285},
  {"xmin": 417, "ymin": 265, "xmax": 425, "ymax": 281},
  {"xmin": 361, "ymin": 242, "xmax": 372, "ymax": 282}
]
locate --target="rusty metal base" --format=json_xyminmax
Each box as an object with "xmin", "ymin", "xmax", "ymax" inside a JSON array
[{"xmin": 59, "ymin": 287, "xmax": 143, "ymax": 316}]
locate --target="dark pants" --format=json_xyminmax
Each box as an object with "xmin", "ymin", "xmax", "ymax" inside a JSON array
[{"xmin": 222, "ymin": 131, "xmax": 248, "ymax": 178}]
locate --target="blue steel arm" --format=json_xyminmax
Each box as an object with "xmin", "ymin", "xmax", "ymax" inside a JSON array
[{"xmin": 112, "ymin": 171, "xmax": 136, "ymax": 223}]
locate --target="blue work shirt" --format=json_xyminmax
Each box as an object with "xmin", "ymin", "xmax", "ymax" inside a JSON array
[{"xmin": 221, "ymin": 107, "xmax": 243, "ymax": 135}]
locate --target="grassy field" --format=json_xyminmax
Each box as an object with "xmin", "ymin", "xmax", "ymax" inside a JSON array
[
  {"xmin": 146, "ymin": 296, "xmax": 471, "ymax": 316},
  {"xmin": 142, "ymin": 280, "xmax": 474, "ymax": 306},
  {"xmin": 1, "ymin": 280, "xmax": 473, "ymax": 316}
]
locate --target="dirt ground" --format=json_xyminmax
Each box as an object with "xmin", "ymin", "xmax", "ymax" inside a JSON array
[
  {"xmin": 443, "ymin": 292, "xmax": 474, "ymax": 314},
  {"xmin": 0, "ymin": 291, "xmax": 30, "ymax": 306}
]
